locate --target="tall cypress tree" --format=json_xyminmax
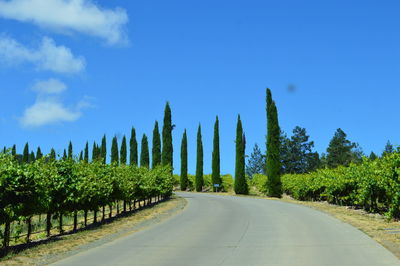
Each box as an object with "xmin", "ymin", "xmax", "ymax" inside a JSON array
[
  {"xmin": 36, "ymin": 147, "xmax": 43, "ymax": 160},
  {"xmin": 62, "ymin": 149, "xmax": 67, "ymax": 160},
  {"xmin": 130, "ymin": 127, "xmax": 138, "ymax": 166},
  {"xmin": 180, "ymin": 130, "xmax": 188, "ymax": 191},
  {"xmin": 111, "ymin": 136, "xmax": 119, "ymax": 165},
  {"xmin": 49, "ymin": 148, "xmax": 56, "ymax": 160},
  {"xmin": 265, "ymin": 88, "xmax": 282, "ymax": 197},
  {"xmin": 195, "ymin": 124, "xmax": 203, "ymax": 192},
  {"xmin": 68, "ymin": 141, "xmax": 73, "ymax": 160},
  {"xmin": 140, "ymin": 134, "xmax": 150, "ymax": 168},
  {"xmin": 11, "ymin": 145, "xmax": 16, "ymax": 157},
  {"xmin": 212, "ymin": 116, "xmax": 221, "ymax": 191},
  {"xmin": 79, "ymin": 151, "xmax": 83, "ymax": 161},
  {"xmin": 84, "ymin": 142, "xmax": 89, "ymax": 163},
  {"xmin": 162, "ymin": 102, "xmax": 173, "ymax": 170},
  {"xmin": 234, "ymin": 115, "xmax": 248, "ymax": 194},
  {"xmin": 101, "ymin": 135, "xmax": 107, "ymax": 164},
  {"xmin": 92, "ymin": 142, "xmax": 98, "ymax": 162},
  {"xmin": 120, "ymin": 135, "xmax": 127, "ymax": 165},
  {"xmin": 23, "ymin": 142, "xmax": 29, "ymax": 163},
  {"xmin": 29, "ymin": 151, "xmax": 35, "ymax": 163},
  {"xmin": 152, "ymin": 121, "xmax": 161, "ymax": 168}
]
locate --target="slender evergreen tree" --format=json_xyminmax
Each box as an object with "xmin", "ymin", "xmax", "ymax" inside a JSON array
[
  {"xmin": 212, "ymin": 116, "xmax": 221, "ymax": 191},
  {"xmin": 265, "ymin": 88, "xmax": 282, "ymax": 197},
  {"xmin": 162, "ymin": 102, "xmax": 173, "ymax": 170},
  {"xmin": 84, "ymin": 142, "xmax": 89, "ymax": 163},
  {"xmin": 62, "ymin": 149, "xmax": 67, "ymax": 160},
  {"xmin": 120, "ymin": 135, "xmax": 127, "ymax": 165},
  {"xmin": 36, "ymin": 147, "xmax": 43, "ymax": 160},
  {"xmin": 79, "ymin": 151, "xmax": 83, "ymax": 161},
  {"xmin": 180, "ymin": 130, "xmax": 188, "ymax": 191},
  {"xmin": 195, "ymin": 124, "xmax": 204, "ymax": 192},
  {"xmin": 11, "ymin": 145, "xmax": 16, "ymax": 157},
  {"xmin": 130, "ymin": 127, "xmax": 138, "ymax": 166},
  {"xmin": 111, "ymin": 136, "xmax": 119, "ymax": 165},
  {"xmin": 152, "ymin": 121, "xmax": 161, "ymax": 168},
  {"xmin": 234, "ymin": 115, "xmax": 248, "ymax": 194},
  {"xmin": 140, "ymin": 134, "xmax": 150, "ymax": 168},
  {"xmin": 92, "ymin": 142, "xmax": 98, "ymax": 162},
  {"xmin": 29, "ymin": 151, "xmax": 35, "ymax": 163},
  {"xmin": 101, "ymin": 135, "xmax": 107, "ymax": 164},
  {"xmin": 23, "ymin": 142, "xmax": 29, "ymax": 163},
  {"xmin": 68, "ymin": 141, "xmax": 73, "ymax": 159},
  {"xmin": 49, "ymin": 148, "xmax": 56, "ymax": 160}
]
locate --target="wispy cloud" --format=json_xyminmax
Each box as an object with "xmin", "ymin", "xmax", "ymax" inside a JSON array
[
  {"xmin": 20, "ymin": 78, "xmax": 92, "ymax": 127},
  {"xmin": 0, "ymin": 0, "xmax": 129, "ymax": 45},
  {"xmin": 0, "ymin": 36, "xmax": 85, "ymax": 73}
]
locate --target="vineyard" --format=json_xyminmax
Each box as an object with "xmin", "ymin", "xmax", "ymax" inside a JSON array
[
  {"xmin": 0, "ymin": 152, "xmax": 174, "ymax": 249},
  {"xmin": 280, "ymin": 152, "xmax": 400, "ymax": 219}
]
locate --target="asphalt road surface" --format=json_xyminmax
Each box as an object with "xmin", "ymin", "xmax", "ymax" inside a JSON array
[{"xmin": 53, "ymin": 192, "xmax": 400, "ymax": 266}]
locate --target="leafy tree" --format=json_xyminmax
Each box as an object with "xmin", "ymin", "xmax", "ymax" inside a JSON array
[
  {"xmin": 265, "ymin": 88, "xmax": 282, "ymax": 197},
  {"xmin": 23, "ymin": 142, "xmax": 29, "ymax": 163},
  {"xmin": 246, "ymin": 143, "xmax": 265, "ymax": 178},
  {"xmin": 84, "ymin": 142, "xmax": 89, "ymax": 163},
  {"xmin": 111, "ymin": 136, "xmax": 119, "ymax": 165},
  {"xmin": 152, "ymin": 121, "xmax": 161, "ymax": 168},
  {"xmin": 234, "ymin": 115, "xmax": 248, "ymax": 194},
  {"xmin": 369, "ymin": 151, "xmax": 378, "ymax": 161},
  {"xmin": 68, "ymin": 141, "xmax": 73, "ymax": 159},
  {"xmin": 36, "ymin": 147, "xmax": 43, "ymax": 160},
  {"xmin": 162, "ymin": 102, "xmax": 173, "ymax": 170},
  {"xmin": 180, "ymin": 130, "xmax": 188, "ymax": 191},
  {"xmin": 382, "ymin": 140, "xmax": 394, "ymax": 157},
  {"xmin": 129, "ymin": 127, "xmax": 138, "ymax": 166},
  {"xmin": 140, "ymin": 134, "xmax": 150, "ymax": 168},
  {"xmin": 326, "ymin": 128, "xmax": 356, "ymax": 168},
  {"xmin": 92, "ymin": 142, "xmax": 98, "ymax": 162},
  {"xmin": 120, "ymin": 135, "xmax": 127, "ymax": 165},
  {"xmin": 212, "ymin": 116, "xmax": 221, "ymax": 191},
  {"xmin": 280, "ymin": 126, "xmax": 318, "ymax": 174},
  {"xmin": 195, "ymin": 124, "xmax": 203, "ymax": 192},
  {"xmin": 101, "ymin": 135, "xmax": 107, "ymax": 164}
]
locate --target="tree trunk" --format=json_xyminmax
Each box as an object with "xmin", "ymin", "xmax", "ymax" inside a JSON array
[
  {"xmin": 46, "ymin": 212, "xmax": 52, "ymax": 237},
  {"xmin": 3, "ymin": 221, "xmax": 10, "ymax": 248},
  {"xmin": 123, "ymin": 201, "xmax": 127, "ymax": 212},
  {"xmin": 84, "ymin": 210, "xmax": 88, "ymax": 227},
  {"xmin": 26, "ymin": 216, "xmax": 32, "ymax": 243},
  {"xmin": 93, "ymin": 210, "xmax": 97, "ymax": 223},
  {"xmin": 109, "ymin": 204, "xmax": 112, "ymax": 218},
  {"xmin": 73, "ymin": 211, "xmax": 78, "ymax": 231},
  {"xmin": 102, "ymin": 206, "xmax": 105, "ymax": 221},
  {"xmin": 116, "ymin": 201, "xmax": 119, "ymax": 215},
  {"xmin": 59, "ymin": 213, "xmax": 63, "ymax": 234}
]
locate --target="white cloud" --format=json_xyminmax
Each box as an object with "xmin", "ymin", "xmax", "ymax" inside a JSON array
[
  {"xmin": 20, "ymin": 78, "xmax": 91, "ymax": 127},
  {"xmin": 0, "ymin": 0, "xmax": 128, "ymax": 45},
  {"xmin": 0, "ymin": 36, "xmax": 85, "ymax": 73},
  {"xmin": 32, "ymin": 78, "xmax": 66, "ymax": 94}
]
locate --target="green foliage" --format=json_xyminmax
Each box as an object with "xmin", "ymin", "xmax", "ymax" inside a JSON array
[
  {"xmin": 130, "ymin": 127, "xmax": 138, "ymax": 166},
  {"xmin": 140, "ymin": 134, "xmax": 150, "ymax": 168},
  {"xmin": 162, "ymin": 102, "xmax": 173, "ymax": 170},
  {"xmin": 265, "ymin": 88, "xmax": 282, "ymax": 197},
  {"xmin": 152, "ymin": 121, "xmax": 161, "ymax": 168},
  {"xmin": 120, "ymin": 135, "xmax": 127, "ymax": 165},
  {"xmin": 195, "ymin": 125, "xmax": 203, "ymax": 192},
  {"xmin": 212, "ymin": 116, "xmax": 221, "ymax": 191},
  {"xmin": 326, "ymin": 128, "xmax": 357, "ymax": 168},
  {"xmin": 84, "ymin": 142, "xmax": 89, "ymax": 163},
  {"xmin": 23, "ymin": 143, "xmax": 29, "ymax": 164},
  {"xmin": 0, "ymin": 152, "xmax": 174, "ymax": 244},
  {"xmin": 111, "ymin": 136, "xmax": 119, "ymax": 165},
  {"xmin": 68, "ymin": 141, "xmax": 73, "ymax": 160},
  {"xmin": 251, "ymin": 174, "xmax": 268, "ymax": 194},
  {"xmin": 282, "ymin": 152, "xmax": 400, "ymax": 219},
  {"xmin": 234, "ymin": 115, "xmax": 248, "ymax": 195},
  {"xmin": 36, "ymin": 147, "xmax": 43, "ymax": 160},
  {"xmin": 382, "ymin": 140, "xmax": 394, "ymax": 157},
  {"xmin": 180, "ymin": 130, "xmax": 188, "ymax": 191},
  {"xmin": 246, "ymin": 143, "xmax": 265, "ymax": 178}
]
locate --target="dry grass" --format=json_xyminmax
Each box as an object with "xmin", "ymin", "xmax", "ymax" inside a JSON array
[{"xmin": 1, "ymin": 196, "xmax": 187, "ymax": 265}]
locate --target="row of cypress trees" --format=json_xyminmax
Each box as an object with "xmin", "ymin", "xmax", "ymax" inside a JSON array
[{"xmin": 179, "ymin": 88, "xmax": 282, "ymax": 197}]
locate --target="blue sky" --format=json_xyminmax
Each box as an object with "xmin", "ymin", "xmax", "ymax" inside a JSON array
[{"xmin": 0, "ymin": 0, "xmax": 399, "ymax": 174}]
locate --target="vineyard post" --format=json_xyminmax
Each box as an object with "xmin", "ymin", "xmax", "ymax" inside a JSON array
[{"xmin": 46, "ymin": 213, "xmax": 52, "ymax": 237}]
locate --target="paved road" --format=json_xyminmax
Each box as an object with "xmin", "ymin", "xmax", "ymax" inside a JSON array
[{"xmin": 53, "ymin": 193, "xmax": 400, "ymax": 266}]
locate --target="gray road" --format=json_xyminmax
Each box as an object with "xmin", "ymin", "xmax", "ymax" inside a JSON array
[{"xmin": 53, "ymin": 193, "xmax": 400, "ymax": 266}]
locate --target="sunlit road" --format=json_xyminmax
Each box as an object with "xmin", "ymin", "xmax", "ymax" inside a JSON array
[{"xmin": 53, "ymin": 192, "xmax": 400, "ymax": 266}]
